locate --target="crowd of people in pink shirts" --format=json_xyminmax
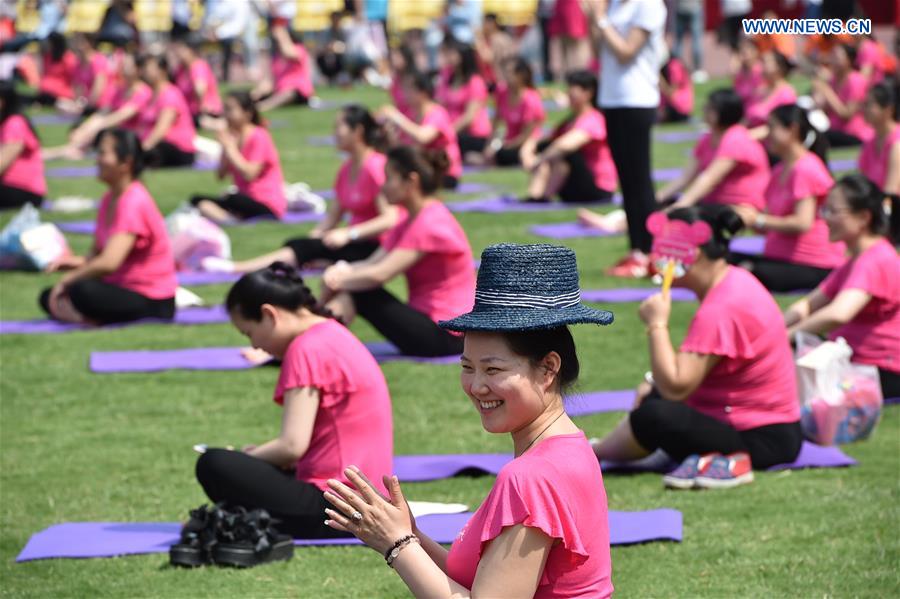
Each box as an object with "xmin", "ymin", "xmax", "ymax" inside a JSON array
[{"xmin": 1, "ymin": 2, "xmax": 899, "ymax": 594}]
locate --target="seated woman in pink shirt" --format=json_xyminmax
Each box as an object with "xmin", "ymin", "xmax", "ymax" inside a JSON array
[
  {"xmin": 521, "ymin": 70, "xmax": 617, "ymax": 204},
  {"xmin": 31, "ymin": 32, "xmax": 77, "ymax": 107},
  {"xmin": 320, "ymin": 147, "xmax": 475, "ymax": 357},
  {"xmin": 656, "ymin": 89, "xmax": 769, "ymax": 211},
  {"xmin": 189, "ymin": 91, "xmax": 286, "ymax": 223},
  {"xmin": 731, "ymin": 104, "xmax": 845, "ymax": 293},
  {"xmin": 856, "ymin": 35, "xmax": 893, "ymax": 89},
  {"xmin": 171, "ymin": 36, "xmax": 223, "ymax": 127},
  {"xmin": 377, "ymin": 72, "xmax": 463, "ymax": 190},
  {"xmin": 732, "ymin": 37, "xmax": 763, "ymax": 106},
  {"xmin": 184, "ymin": 263, "xmax": 393, "ymax": 557},
  {"xmin": 323, "ymin": 243, "xmax": 613, "ymax": 598},
  {"xmin": 859, "ymin": 81, "xmax": 900, "ymax": 198},
  {"xmin": 658, "ymin": 56, "xmax": 694, "ymax": 123},
  {"xmin": 593, "ymin": 205, "xmax": 802, "ymax": 488},
  {"xmin": 478, "ymin": 57, "xmax": 545, "ymax": 168},
  {"xmin": 63, "ymin": 33, "xmax": 113, "ymax": 117},
  {"xmin": 812, "ymin": 44, "xmax": 874, "ymax": 148},
  {"xmin": 436, "ymin": 39, "xmax": 492, "ymax": 158},
  {"xmin": 202, "ymin": 104, "xmax": 400, "ymax": 273},
  {"xmin": 0, "ymin": 83, "xmax": 46, "ymax": 210},
  {"xmin": 745, "ymin": 51, "xmax": 797, "ymax": 130},
  {"xmin": 252, "ymin": 28, "xmax": 314, "ymax": 112},
  {"xmin": 786, "ymin": 175, "xmax": 900, "ymax": 398},
  {"xmin": 136, "ymin": 54, "xmax": 197, "ymax": 168},
  {"xmin": 39, "ymin": 128, "xmax": 177, "ymax": 325}
]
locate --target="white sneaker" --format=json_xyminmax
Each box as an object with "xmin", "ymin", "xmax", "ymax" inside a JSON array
[
  {"xmin": 200, "ymin": 256, "xmax": 235, "ymax": 273},
  {"xmin": 691, "ymin": 70, "xmax": 709, "ymax": 84}
]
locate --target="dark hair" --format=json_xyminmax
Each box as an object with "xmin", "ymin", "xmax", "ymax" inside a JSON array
[
  {"xmin": 227, "ymin": 90, "xmax": 263, "ymax": 126},
  {"xmin": 508, "ymin": 57, "xmax": 534, "ymax": 89},
  {"xmin": 395, "ymin": 43, "xmax": 417, "ymax": 74},
  {"xmin": 137, "ymin": 53, "xmax": 171, "ymax": 80},
  {"xmin": 484, "ymin": 13, "xmax": 500, "ymax": 26},
  {"xmin": 409, "ymin": 71, "xmax": 435, "ymax": 98},
  {"xmin": 447, "ymin": 41, "xmax": 479, "ymax": 85},
  {"xmin": 834, "ymin": 174, "xmax": 892, "ymax": 240},
  {"xmin": 44, "ymin": 32, "xmax": 67, "ymax": 62},
  {"xmin": 868, "ymin": 78, "xmax": 899, "ymax": 119},
  {"xmin": 0, "ymin": 80, "xmax": 38, "ymax": 140},
  {"xmin": 341, "ymin": 104, "xmax": 386, "ymax": 150},
  {"xmin": 667, "ymin": 204, "xmax": 745, "ymax": 260},
  {"xmin": 226, "ymin": 262, "xmax": 333, "ymax": 321},
  {"xmin": 771, "ymin": 103, "xmax": 829, "ymax": 164},
  {"xmin": 96, "ymin": 128, "xmax": 145, "ymax": 178},
  {"xmin": 838, "ymin": 42, "xmax": 858, "ymax": 67},
  {"xmin": 386, "ymin": 146, "xmax": 449, "ymax": 195},
  {"xmin": 565, "ymin": 69, "xmax": 599, "ymax": 110},
  {"xmin": 770, "ymin": 51, "xmax": 794, "ymax": 77},
  {"xmin": 500, "ymin": 326, "xmax": 579, "ymax": 394},
  {"xmin": 706, "ymin": 88, "xmax": 744, "ymax": 128},
  {"xmin": 174, "ymin": 33, "xmax": 204, "ymax": 53}
]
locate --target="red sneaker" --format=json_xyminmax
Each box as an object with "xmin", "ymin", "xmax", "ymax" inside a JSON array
[
  {"xmin": 605, "ymin": 251, "xmax": 651, "ymax": 278},
  {"xmin": 694, "ymin": 452, "xmax": 754, "ymax": 489}
]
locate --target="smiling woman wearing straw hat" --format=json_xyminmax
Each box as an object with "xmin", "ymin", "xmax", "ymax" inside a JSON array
[{"xmin": 321, "ymin": 243, "xmax": 615, "ymax": 599}]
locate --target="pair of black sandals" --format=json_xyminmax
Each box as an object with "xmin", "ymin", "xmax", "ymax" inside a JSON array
[{"xmin": 170, "ymin": 504, "xmax": 294, "ymax": 568}]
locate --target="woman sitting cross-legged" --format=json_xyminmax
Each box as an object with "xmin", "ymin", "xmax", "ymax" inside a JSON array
[
  {"xmin": 201, "ymin": 105, "xmax": 399, "ymax": 274},
  {"xmin": 784, "ymin": 175, "xmax": 900, "ymax": 399},
  {"xmin": 135, "ymin": 54, "xmax": 197, "ymax": 168},
  {"xmin": 192, "ymin": 263, "xmax": 393, "ymax": 544},
  {"xmin": 38, "ymin": 128, "xmax": 177, "ymax": 325},
  {"xmin": 592, "ymin": 205, "xmax": 802, "ymax": 489},
  {"xmin": 319, "ymin": 146, "xmax": 475, "ymax": 358},
  {"xmin": 322, "ymin": 243, "xmax": 614, "ymax": 598}
]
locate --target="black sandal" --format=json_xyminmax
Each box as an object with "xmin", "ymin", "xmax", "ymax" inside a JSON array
[
  {"xmin": 211, "ymin": 508, "xmax": 294, "ymax": 568},
  {"xmin": 169, "ymin": 504, "xmax": 225, "ymax": 567}
]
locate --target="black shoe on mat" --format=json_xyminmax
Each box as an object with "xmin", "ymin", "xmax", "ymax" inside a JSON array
[{"xmin": 211, "ymin": 508, "xmax": 294, "ymax": 568}]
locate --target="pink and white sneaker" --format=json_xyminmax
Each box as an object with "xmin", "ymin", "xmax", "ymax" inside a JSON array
[{"xmin": 694, "ymin": 452, "xmax": 754, "ymax": 489}]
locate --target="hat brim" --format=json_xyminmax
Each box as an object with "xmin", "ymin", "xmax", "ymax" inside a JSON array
[{"xmin": 438, "ymin": 304, "xmax": 614, "ymax": 332}]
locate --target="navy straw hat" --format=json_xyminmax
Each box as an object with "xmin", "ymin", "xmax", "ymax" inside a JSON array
[{"xmin": 439, "ymin": 243, "xmax": 614, "ymax": 332}]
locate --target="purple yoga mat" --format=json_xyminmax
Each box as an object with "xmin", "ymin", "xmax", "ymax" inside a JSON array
[
  {"xmin": 582, "ymin": 287, "xmax": 698, "ymax": 303},
  {"xmin": 655, "ymin": 130, "xmax": 703, "ymax": 144},
  {"xmin": 448, "ymin": 195, "xmax": 621, "ymax": 214},
  {"xmin": 730, "ymin": 235, "xmax": 765, "ymax": 256},
  {"xmin": 567, "ymin": 390, "xmax": 635, "ymax": 416},
  {"xmin": 32, "ymin": 113, "xmax": 77, "ymax": 126},
  {"xmin": 886, "ymin": 396, "xmax": 900, "ymax": 405},
  {"xmin": 89, "ymin": 342, "xmax": 460, "ymax": 373},
  {"xmin": 59, "ymin": 211, "xmax": 323, "ymax": 236},
  {"xmin": 0, "ymin": 305, "xmax": 228, "ymax": 336},
  {"xmin": 176, "ymin": 267, "xmax": 322, "ymax": 287},
  {"xmin": 47, "ymin": 161, "xmax": 217, "ymax": 178},
  {"xmin": 15, "ymin": 509, "xmax": 682, "ymax": 562},
  {"xmin": 455, "ymin": 181, "xmax": 495, "ymax": 195},
  {"xmin": 57, "ymin": 220, "xmax": 96, "ymax": 235},
  {"xmin": 393, "ymin": 441, "xmax": 855, "ymax": 483},
  {"xmin": 306, "ymin": 135, "xmax": 335, "ymax": 146},
  {"xmin": 530, "ymin": 222, "xmax": 620, "ymax": 239}
]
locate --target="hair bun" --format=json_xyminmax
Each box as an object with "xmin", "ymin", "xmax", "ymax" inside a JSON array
[{"xmin": 267, "ymin": 261, "xmax": 302, "ymax": 283}]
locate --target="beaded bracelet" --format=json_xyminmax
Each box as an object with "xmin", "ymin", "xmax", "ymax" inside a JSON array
[{"xmin": 385, "ymin": 535, "xmax": 420, "ymax": 568}]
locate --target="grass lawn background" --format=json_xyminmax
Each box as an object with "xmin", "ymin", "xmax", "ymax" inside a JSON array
[{"xmin": 1, "ymin": 81, "xmax": 897, "ymax": 598}]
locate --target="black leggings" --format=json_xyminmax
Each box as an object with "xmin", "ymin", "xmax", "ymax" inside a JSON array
[
  {"xmin": 350, "ymin": 287, "xmax": 464, "ymax": 357},
  {"xmin": 880, "ymin": 368, "xmax": 900, "ymax": 399},
  {"xmin": 144, "ymin": 141, "xmax": 195, "ymax": 169},
  {"xmin": 729, "ymin": 252, "xmax": 832, "ymax": 293},
  {"xmin": 284, "ymin": 237, "xmax": 379, "ymax": 266},
  {"xmin": 195, "ymin": 449, "xmax": 350, "ymax": 539},
  {"xmin": 458, "ymin": 134, "xmax": 488, "ymax": 155},
  {"xmin": 190, "ymin": 192, "xmax": 276, "ymax": 220},
  {"xmin": 825, "ymin": 129, "xmax": 862, "ymax": 148},
  {"xmin": 494, "ymin": 144, "xmax": 522, "ymax": 167},
  {"xmin": 536, "ymin": 139, "xmax": 614, "ymax": 203},
  {"xmin": 39, "ymin": 279, "xmax": 175, "ymax": 325},
  {"xmin": 0, "ymin": 183, "xmax": 43, "ymax": 210},
  {"xmin": 603, "ymin": 107, "xmax": 657, "ymax": 253},
  {"xmin": 630, "ymin": 394, "xmax": 803, "ymax": 470}
]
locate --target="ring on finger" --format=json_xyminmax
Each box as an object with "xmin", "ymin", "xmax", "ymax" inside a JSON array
[{"xmin": 351, "ymin": 510, "xmax": 363, "ymax": 522}]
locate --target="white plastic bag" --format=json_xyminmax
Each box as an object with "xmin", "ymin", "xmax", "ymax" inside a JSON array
[
  {"xmin": 0, "ymin": 204, "xmax": 71, "ymax": 271},
  {"xmin": 165, "ymin": 205, "xmax": 231, "ymax": 271}
]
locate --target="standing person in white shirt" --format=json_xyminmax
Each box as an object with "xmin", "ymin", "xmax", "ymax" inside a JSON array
[{"xmin": 585, "ymin": 0, "xmax": 667, "ymax": 279}]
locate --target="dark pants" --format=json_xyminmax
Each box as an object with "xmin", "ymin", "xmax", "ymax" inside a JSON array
[
  {"xmin": 825, "ymin": 129, "xmax": 862, "ymax": 148},
  {"xmin": 729, "ymin": 252, "xmax": 832, "ymax": 293},
  {"xmin": 145, "ymin": 142, "xmax": 195, "ymax": 169},
  {"xmin": 195, "ymin": 449, "xmax": 350, "ymax": 539},
  {"xmin": 630, "ymin": 394, "xmax": 803, "ymax": 469},
  {"xmin": 284, "ymin": 237, "xmax": 379, "ymax": 266},
  {"xmin": 39, "ymin": 279, "xmax": 175, "ymax": 325},
  {"xmin": 350, "ymin": 287, "xmax": 464, "ymax": 357},
  {"xmin": 536, "ymin": 139, "xmax": 614, "ymax": 203},
  {"xmin": 494, "ymin": 144, "xmax": 522, "ymax": 167},
  {"xmin": 603, "ymin": 107, "xmax": 657, "ymax": 253},
  {"xmin": 660, "ymin": 104, "xmax": 691, "ymax": 123},
  {"xmin": 458, "ymin": 135, "xmax": 488, "ymax": 155},
  {"xmin": 190, "ymin": 192, "xmax": 276, "ymax": 220},
  {"xmin": 539, "ymin": 16, "xmax": 552, "ymax": 82},
  {"xmin": 0, "ymin": 183, "xmax": 43, "ymax": 210},
  {"xmin": 880, "ymin": 368, "xmax": 900, "ymax": 399},
  {"xmin": 442, "ymin": 175, "xmax": 459, "ymax": 190}
]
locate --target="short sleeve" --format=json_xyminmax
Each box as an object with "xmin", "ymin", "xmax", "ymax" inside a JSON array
[
  {"xmin": 243, "ymin": 129, "xmax": 271, "ymax": 166},
  {"xmin": 160, "ymin": 87, "xmax": 180, "ymax": 111},
  {"xmin": 364, "ymin": 156, "xmax": 386, "ymax": 188},
  {"xmin": 846, "ymin": 73, "xmax": 868, "ymax": 102},
  {"xmin": 1, "ymin": 116, "xmax": 34, "ymax": 150},
  {"xmin": 468, "ymin": 76, "xmax": 488, "ymax": 101},
  {"xmin": 393, "ymin": 205, "xmax": 461, "ymax": 253},
  {"xmin": 276, "ymin": 339, "xmax": 357, "ymax": 407},
  {"xmin": 524, "ymin": 92, "xmax": 546, "ymax": 123},
  {"xmin": 716, "ymin": 127, "xmax": 750, "ymax": 162},
  {"xmin": 789, "ymin": 157, "xmax": 833, "ymax": 203},
  {"xmin": 680, "ymin": 306, "xmax": 756, "ymax": 359},
  {"xmin": 631, "ymin": 0, "xmax": 666, "ymax": 32},
  {"xmin": 693, "ymin": 133, "xmax": 711, "ymax": 161},
  {"xmin": 835, "ymin": 248, "xmax": 898, "ymax": 301},
  {"xmin": 573, "ymin": 111, "xmax": 605, "ymax": 142},
  {"xmin": 108, "ymin": 189, "xmax": 151, "ymax": 246},
  {"xmin": 818, "ymin": 267, "xmax": 844, "ymax": 299}
]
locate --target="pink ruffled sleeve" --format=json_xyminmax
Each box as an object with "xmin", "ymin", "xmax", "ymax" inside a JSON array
[
  {"xmin": 394, "ymin": 205, "xmax": 462, "ymax": 254},
  {"xmin": 573, "ymin": 111, "xmax": 605, "ymax": 142},
  {"xmin": 680, "ymin": 305, "xmax": 757, "ymax": 359},
  {"xmin": 108, "ymin": 187, "xmax": 152, "ymax": 249},
  {"xmin": 275, "ymin": 336, "xmax": 357, "ymax": 407},
  {"xmin": 790, "ymin": 156, "xmax": 833, "ymax": 203}
]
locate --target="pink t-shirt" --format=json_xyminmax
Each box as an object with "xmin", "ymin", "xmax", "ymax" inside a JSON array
[
  {"xmin": 136, "ymin": 83, "xmax": 196, "ymax": 153},
  {"xmin": 40, "ymin": 50, "xmax": 78, "ymax": 99},
  {"xmin": 109, "ymin": 81, "xmax": 153, "ymax": 132},
  {"xmin": 857, "ymin": 39, "xmax": 886, "ymax": 86},
  {"xmin": 763, "ymin": 152, "xmax": 845, "ymax": 268},
  {"xmin": 820, "ymin": 239, "xmax": 900, "ymax": 373},
  {"xmin": 227, "ymin": 126, "xmax": 286, "ymax": 218},
  {"xmin": 73, "ymin": 52, "xmax": 114, "ymax": 108},
  {"xmin": 734, "ymin": 64, "xmax": 764, "ymax": 105},
  {"xmin": 682, "ymin": 267, "xmax": 801, "ymax": 430},
  {"xmin": 745, "ymin": 82, "xmax": 797, "ymax": 127},
  {"xmin": 858, "ymin": 124, "xmax": 900, "ymax": 190},
  {"xmin": 175, "ymin": 59, "xmax": 223, "ymax": 116},
  {"xmin": 381, "ymin": 200, "xmax": 475, "ymax": 323},
  {"xmin": 437, "ymin": 73, "xmax": 492, "ymax": 138},
  {"xmin": 390, "ymin": 78, "xmax": 413, "ymax": 118},
  {"xmin": 334, "ymin": 151, "xmax": 386, "ymax": 226},
  {"xmin": 272, "ymin": 43, "xmax": 314, "ymax": 99},
  {"xmin": 827, "ymin": 72, "xmax": 874, "ymax": 141},
  {"xmin": 662, "ymin": 58, "xmax": 694, "ymax": 116},
  {"xmin": 446, "ymin": 433, "xmax": 612, "ymax": 598},
  {"xmin": 420, "ymin": 104, "xmax": 463, "ymax": 179},
  {"xmin": 93, "ymin": 181, "xmax": 177, "ymax": 299},
  {"xmin": 0, "ymin": 115, "xmax": 46, "ymax": 196},
  {"xmin": 693, "ymin": 125, "xmax": 769, "ymax": 210},
  {"xmin": 273, "ymin": 319, "xmax": 393, "ymax": 494},
  {"xmin": 555, "ymin": 109, "xmax": 618, "ymax": 193},
  {"xmin": 496, "ymin": 86, "xmax": 545, "ymax": 143}
]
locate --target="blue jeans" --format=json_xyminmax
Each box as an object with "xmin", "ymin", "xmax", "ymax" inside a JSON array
[{"xmin": 673, "ymin": 10, "xmax": 704, "ymax": 72}]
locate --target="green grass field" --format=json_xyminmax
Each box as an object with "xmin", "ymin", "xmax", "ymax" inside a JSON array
[{"xmin": 1, "ymin": 82, "xmax": 897, "ymax": 598}]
